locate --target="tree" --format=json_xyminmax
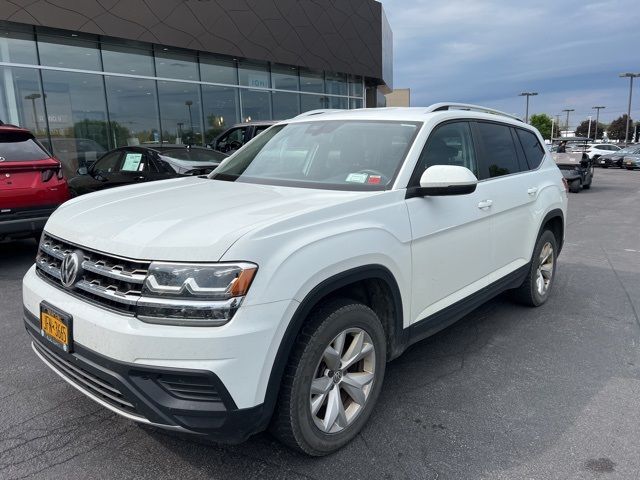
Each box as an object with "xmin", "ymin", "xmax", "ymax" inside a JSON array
[
  {"xmin": 529, "ymin": 113, "xmax": 553, "ymax": 140},
  {"xmin": 575, "ymin": 119, "xmax": 607, "ymax": 140},
  {"xmin": 607, "ymin": 114, "xmax": 634, "ymax": 142}
]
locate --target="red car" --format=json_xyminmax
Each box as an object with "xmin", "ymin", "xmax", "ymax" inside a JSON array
[{"xmin": 0, "ymin": 123, "xmax": 70, "ymax": 240}]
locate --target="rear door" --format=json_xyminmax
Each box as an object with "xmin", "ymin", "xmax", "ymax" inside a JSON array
[
  {"xmin": 406, "ymin": 121, "xmax": 495, "ymax": 323},
  {"xmin": 472, "ymin": 122, "xmax": 540, "ymax": 278}
]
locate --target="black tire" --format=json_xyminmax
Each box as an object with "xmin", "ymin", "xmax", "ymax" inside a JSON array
[
  {"xmin": 270, "ymin": 298, "xmax": 387, "ymax": 456},
  {"xmin": 602, "ymin": 165, "xmax": 609, "ymax": 169},
  {"xmin": 512, "ymin": 230, "xmax": 558, "ymax": 307},
  {"xmin": 569, "ymin": 179, "xmax": 581, "ymax": 193},
  {"xmin": 582, "ymin": 176, "xmax": 592, "ymax": 189}
]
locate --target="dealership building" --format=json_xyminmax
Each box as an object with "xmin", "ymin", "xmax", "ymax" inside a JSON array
[{"xmin": 0, "ymin": 0, "xmax": 392, "ymax": 173}]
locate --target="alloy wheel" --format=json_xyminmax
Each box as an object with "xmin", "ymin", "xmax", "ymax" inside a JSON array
[{"xmin": 536, "ymin": 242, "xmax": 554, "ymax": 295}]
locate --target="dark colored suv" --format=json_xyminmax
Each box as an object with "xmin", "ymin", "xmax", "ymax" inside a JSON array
[{"xmin": 209, "ymin": 122, "xmax": 277, "ymax": 153}]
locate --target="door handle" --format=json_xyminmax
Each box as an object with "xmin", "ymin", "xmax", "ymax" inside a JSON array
[
  {"xmin": 527, "ymin": 187, "xmax": 538, "ymax": 196},
  {"xmin": 477, "ymin": 200, "xmax": 493, "ymax": 210}
]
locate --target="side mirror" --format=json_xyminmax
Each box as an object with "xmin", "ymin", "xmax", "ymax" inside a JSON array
[
  {"xmin": 407, "ymin": 165, "xmax": 478, "ymax": 198},
  {"xmin": 76, "ymin": 166, "xmax": 88, "ymax": 176}
]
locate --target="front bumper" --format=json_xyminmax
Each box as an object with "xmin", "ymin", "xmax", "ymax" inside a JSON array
[{"xmin": 23, "ymin": 265, "xmax": 298, "ymax": 441}]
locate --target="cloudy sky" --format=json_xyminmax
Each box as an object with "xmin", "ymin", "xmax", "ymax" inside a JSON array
[{"xmin": 380, "ymin": 0, "xmax": 640, "ymax": 127}]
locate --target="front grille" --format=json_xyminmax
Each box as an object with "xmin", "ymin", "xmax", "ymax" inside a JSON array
[
  {"xmin": 156, "ymin": 374, "xmax": 222, "ymax": 402},
  {"xmin": 35, "ymin": 233, "xmax": 150, "ymax": 314},
  {"xmin": 33, "ymin": 340, "xmax": 139, "ymax": 415}
]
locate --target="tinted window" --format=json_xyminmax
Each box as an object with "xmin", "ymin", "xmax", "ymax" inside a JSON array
[
  {"xmin": 516, "ymin": 129, "xmax": 545, "ymax": 169},
  {"xmin": 411, "ymin": 122, "xmax": 477, "ymax": 185},
  {"xmin": 92, "ymin": 151, "xmax": 121, "ymax": 173},
  {"xmin": 0, "ymin": 133, "xmax": 50, "ymax": 161},
  {"xmin": 476, "ymin": 122, "xmax": 521, "ymax": 179}
]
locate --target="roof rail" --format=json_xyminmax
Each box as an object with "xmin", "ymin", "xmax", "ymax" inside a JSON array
[
  {"xmin": 294, "ymin": 109, "xmax": 343, "ymax": 118},
  {"xmin": 426, "ymin": 103, "xmax": 523, "ymax": 122}
]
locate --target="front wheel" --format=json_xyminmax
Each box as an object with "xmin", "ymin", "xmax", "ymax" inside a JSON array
[
  {"xmin": 270, "ymin": 299, "xmax": 386, "ymax": 456},
  {"xmin": 512, "ymin": 230, "xmax": 558, "ymax": 307}
]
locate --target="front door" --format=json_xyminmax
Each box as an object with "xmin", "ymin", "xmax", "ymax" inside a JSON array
[{"xmin": 406, "ymin": 121, "xmax": 494, "ymax": 324}]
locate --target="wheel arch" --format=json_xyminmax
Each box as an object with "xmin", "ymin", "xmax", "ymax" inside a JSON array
[
  {"xmin": 261, "ymin": 265, "xmax": 405, "ymax": 425},
  {"xmin": 537, "ymin": 208, "xmax": 564, "ymax": 254}
]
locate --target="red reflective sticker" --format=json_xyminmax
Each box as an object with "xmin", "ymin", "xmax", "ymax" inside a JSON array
[{"xmin": 367, "ymin": 175, "xmax": 382, "ymax": 184}]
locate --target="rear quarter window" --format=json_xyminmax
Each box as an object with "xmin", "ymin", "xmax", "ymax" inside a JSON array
[
  {"xmin": 515, "ymin": 129, "xmax": 545, "ymax": 170},
  {"xmin": 0, "ymin": 132, "xmax": 51, "ymax": 161}
]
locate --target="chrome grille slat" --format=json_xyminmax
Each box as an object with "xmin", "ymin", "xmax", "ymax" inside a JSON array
[{"xmin": 35, "ymin": 233, "xmax": 150, "ymax": 314}]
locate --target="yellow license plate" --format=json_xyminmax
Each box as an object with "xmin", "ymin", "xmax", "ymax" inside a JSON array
[{"xmin": 40, "ymin": 306, "xmax": 72, "ymax": 352}]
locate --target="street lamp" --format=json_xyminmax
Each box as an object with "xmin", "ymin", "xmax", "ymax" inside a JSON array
[
  {"xmin": 185, "ymin": 100, "xmax": 194, "ymax": 133},
  {"xmin": 619, "ymin": 73, "xmax": 639, "ymax": 146},
  {"xmin": 592, "ymin": 106, "xmax": 605, "ymax": 141},
  {"xmin": 518, "ymin": 92, "xmax": 538, "ymax": 123},
  {"xmin": 24, "ymin": 93, "xmax": 41, "ymax": 132},
  {"xmin": 562, "ymin": 108, "xmax": 575, "ymax": 134}
]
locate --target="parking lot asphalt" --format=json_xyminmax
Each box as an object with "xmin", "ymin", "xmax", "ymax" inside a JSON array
[{"xmin": 1, "ymin": 168, "xmax": 640, "ymax": 479}]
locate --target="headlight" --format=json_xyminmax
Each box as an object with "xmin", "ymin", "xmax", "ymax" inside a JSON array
[{"xmin": 137, "ymin": 262, "xmax": 257, "ymax": 326}]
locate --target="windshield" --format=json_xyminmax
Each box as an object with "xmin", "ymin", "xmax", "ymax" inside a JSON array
[
  {"xmin": 0, "ymin": 132, "xmax": 51, "ymax": 161},
  {"xmin": 210, "ymin": 120, "xmax": 421, "ymax": 191}
]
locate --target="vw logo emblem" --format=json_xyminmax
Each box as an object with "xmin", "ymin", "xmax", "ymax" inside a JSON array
[{"xmin": 60, "ymin": 251, "xmax": 83, "ymax": 288}]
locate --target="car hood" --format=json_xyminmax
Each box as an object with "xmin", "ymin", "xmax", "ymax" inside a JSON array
[{"xmin": 45, "ymin": 177, "xmax": 369, "ymax": 261}]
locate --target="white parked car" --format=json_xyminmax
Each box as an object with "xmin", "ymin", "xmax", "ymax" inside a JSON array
[
  {"xmin": 23, "ymin": 104, "xmax": 567, "ymax": 455},
  {"xmin": 584, "ymin": 143, "xmax": 620, "ymax": 160}
]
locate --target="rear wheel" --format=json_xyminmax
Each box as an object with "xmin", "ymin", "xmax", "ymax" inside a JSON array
[
  {"xmin": 512, "ymin": 230, "xmax": 557, "ymax": 307},
  {"xmin": 270, "ymin": 299, "xmax": 386, "ymax": 456},
  {"xmin": 569, "ymin": 179, "xmax": 581, "ymax": 193}
]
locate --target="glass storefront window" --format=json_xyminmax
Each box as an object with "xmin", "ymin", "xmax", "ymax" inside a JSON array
[
  {"xmin": 101, "ymin": 41, "xmax": 155, "ymax": 76},
  {"xmin": 350, "ymin": 98, "xmax": 363, "ymax": 109},
  {"xmin": 299, "ymin": 68, "xmax": 324, "ymax": 94},
  {"xmin": 238, "ymin": 61, "xmax": 270, "ymax": 89},
  {"xmin": 325, "ymin": 72, "xmax": 348, "ymax": 96},
  {"xmin": 37, "ymin": 33, "xmax": 101, "ymax": 71},
  {"xmin": 200, "ymin": 55, "xmax": 237, "ymax": 85},
  {"xmin": 105, "ymin": 76, "xmax": 160, "ymax": 147},
  {"xmin": 155, "ymin": 47, "xmax": 199, "ymax": 81},
  {"xmin": 240, "ymin": 89, "xmax": 270, "ymax": 122},
  {"xmin": 300, "ymin": 94, "xmax": 328, "ymax": 113},
  {"xmin": 271, "ymin": 64, "xmax": 298, "ymax": 91},
  {"xmin": 157, "ymin": 80, "xmax": 203, "ymax": 145},
  {"xmin": 40, "ymin": 70, "xmax": 109, "ymax": 175},
  {"xmin": 0, "ymin": 67, "xmax": 46, "ymax": 137},
  {"xmin": 329, "ymin": 96, "xmax": 348, "ymax": 109},
  {"xmin": 201, "ymin": 85, "xmax": 239, "ymax": 144},
  {"xmin": 349, "ymin": 75, "xmax": 363, "ymax": 97},
  {"xmin": 272, "ymin": 92, "xmax": 299, "ymax": 120},
  {"xmin": 0, "ymin": 22, "xmax": 37, "ymax": 64}
]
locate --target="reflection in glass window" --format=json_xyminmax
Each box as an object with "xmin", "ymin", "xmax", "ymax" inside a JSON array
[
  {"xmin": 300, "ymin": 94, "xmax": 328, "ymax": 112},
  {"xmin": 299, "ymin": 68, "xmax": 324, "ymax": 93},
  {"xmin": 272, "ymin": 92, "xmax": 299, "ymax": 120},
  {"xmin": 271, "ymin": 64, "xmax": 299, "ymax": 91},
  {"xmin": 201, "ymin": 85, "xmax": 239, "ymax": 144},
  {"xmin": 155, "ymin": 48, "xmax": 199, "ymax": 81},
  {"xmin": 238, "ymin": 61, "xmax": 270, "ymax": 89},
  {"xmin": 200, "ymin": 55, "xmax": 237, "ymax": 85},
  {"xmin": 241, "ymin": 89, "xmax": 270, "ymax": 122},
  {"xmin": 157, "ymin": 80, "xmax": 203, "ymax": 145},
  {"xmin": 0, "ymin": 23, "xmax": 37, "ymax": 64},
  {"xmin": 37, "ymin": 33, "xmax": 101, "ymax": 71},
  {"xmin": 40, "ymin": 70, "xmax": 109, "ymax": 175},
  {"xmin": 325, "ymin": 72, "xmax": 348, "ymax": 96},
  {"xmin": 101, "ymin": 41, "xmax": 155, "ymax": 76},
  {"xmin": 105, "ymin": 76, "xmax": 160, "ymax": 147},
  {"xmin": 329, "ymin": 96, "xmax": 348, "ymax": 109},
  {"xmin": 349, "ymin": 98, "xmax": 363, "ymax": 109},
  {"xmin": 349, "ymin": 75, "xmax": 363, "ymax": 97},
  {"xmin": 0, "ymin": 67, "xmax": 46, "ymax": 137}
]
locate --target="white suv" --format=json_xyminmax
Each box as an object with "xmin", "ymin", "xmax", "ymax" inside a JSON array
[{"xmin": 23, "ymin": 104, "xmax": 567, "ymax": 455}]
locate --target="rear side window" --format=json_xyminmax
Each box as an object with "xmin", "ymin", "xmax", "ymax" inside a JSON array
[
  {"xmin": 410, "ymin": 121, "xmax": 477, "ymax": 185},
  {"xmin": 516, "ymin": 129, "xmax": 545, "ymax": 170},
  {"xmin": 475, "ymin": 122, "xmax": 521, "ymax": 179},
  {"xmin": 0, "ymin": 132, "xmax": 50, "ymax": 161}
]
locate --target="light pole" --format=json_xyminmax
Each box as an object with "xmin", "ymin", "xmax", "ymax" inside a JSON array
[
  {"xmin": 592, "ymin": 106, "xmax": 605, "ymax": 141},
  {"xmin": 24, "ymin": 93, "xmax": 41, "ymax": 132},
  {"xmin": 587, "ymin": 115, "xmax": 592, "ymax": 140},
  {"xmin": 554, "ymin": 114, "xmax": 561, "ymax": 138},
  {"xmin": 562, "ymin": 109, "xmax": 575, "ymax": 135},
  {"xmin": 619, "ymin": 73, "xmax": 639, "ymax": 146},
  {"xmin": 519, "ymin": 92, "xmax": 538, "ymax": 123}
]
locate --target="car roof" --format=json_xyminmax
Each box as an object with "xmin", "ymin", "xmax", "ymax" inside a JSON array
[{"xmin": 229, "ymin": 121, "xmax": 279, "ymax": 128}]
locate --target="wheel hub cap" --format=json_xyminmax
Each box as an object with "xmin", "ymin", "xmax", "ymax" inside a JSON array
[{"xmin": 536, "ymin": 242, "xmax": 554, "ymax": 295}]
